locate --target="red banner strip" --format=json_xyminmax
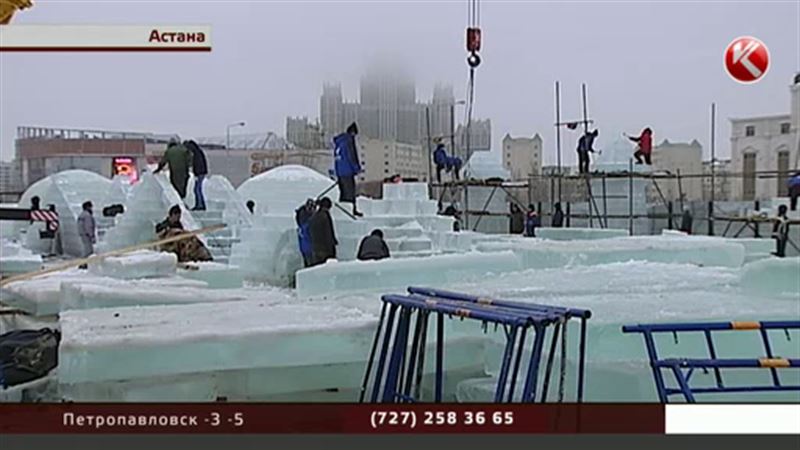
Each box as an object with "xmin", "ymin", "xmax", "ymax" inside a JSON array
[{"xmin": 0, "ymin": 404, "xmax": 664, "ymax": 434}]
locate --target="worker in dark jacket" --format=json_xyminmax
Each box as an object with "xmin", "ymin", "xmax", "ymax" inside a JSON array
[
  {"xmin": 357, "ymin": 229, "xmax": 390, "ymax": 261},
  {"xmin": 789, "ymin": 172, "xmax": 800, "ymax": 211},
  {"xmin": 185, "ymin": 140, "xmax": 208, "ymax": 211},
  {"xmin": 773, "ymin": 205, "xmax": 790, "ymax": 257},
  {"xmin": 308, "ymin": 197, "xmax": 338, "ymax": 265},
  {"xmin": 680, "ymin": 208, "xmax": 693, "ymax": 234},
  {"xmin": 576, "ymin": 129, "xmax": 598, "ymax": 174},
  {"xmin": 448, "ymin": 156, "xmax": 463, "ymax": 181},
  {"xmin": 509, "ymin": 204, "xmax": 525, "ymax": 234},
  {"xmin": 551, "ymin": 202, "xmax": 564, "ymax": 228},
  {"xmin": 295, "ymin": 199, "xmax": 316, "ymax": 267},
  {"xmin": 154, "ymin": 140, "xmax": 192, "ymax": 198},
  {"xmin": 433, "ymin": 142, "xmax": 448, "ymax": 183},
  {"xmin": 524, "ymin": 204, "xmax": 541, "ymax": 237},
  {"xmin": 333, "ymin": 123, "xmax": 363, "ymax": 217}
]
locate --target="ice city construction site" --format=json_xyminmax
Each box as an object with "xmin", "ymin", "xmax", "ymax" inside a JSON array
[{"xmin": 0, "ymin": 159, "xmax": 798, "ymax": 403}]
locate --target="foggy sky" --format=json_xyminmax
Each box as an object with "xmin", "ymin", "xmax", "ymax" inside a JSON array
[{"xmin": 1, "ymin": 0, "xmax": 798, "ymax": 166}]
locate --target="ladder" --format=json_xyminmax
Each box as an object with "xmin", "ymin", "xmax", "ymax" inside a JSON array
[
  {"xmin": 360, "ymin": 286, "xmax": 592, "ymax": 403},
  {"xmin": 623, "ymin": 320, "xmax": 800, "ymax": 403}
]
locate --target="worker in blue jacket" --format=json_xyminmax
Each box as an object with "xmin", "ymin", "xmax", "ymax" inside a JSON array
[
  {"xmin": 295, "ymin": 199, "xmax": 316, "ymax": 267},
  {"xmin": 448, "ymin": 156, "xmax": 463, "ymax": 181},
  {"xmin": 433, "ymin": 142, "xmax": 448, "ymax": 183},
  {"xmin": 333, "ymin": 122, "xmax": 363, "ymax": 217},
  {"xmin": 789, "ymin": 171, "xmax": 800, "ymax": 211}
]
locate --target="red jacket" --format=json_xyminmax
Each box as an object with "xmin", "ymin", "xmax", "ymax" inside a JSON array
[{"xmin": 639, "ymin": 130, "xmax": 652, "ymax": 154}]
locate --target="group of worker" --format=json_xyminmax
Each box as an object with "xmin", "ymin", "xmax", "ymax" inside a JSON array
[
  {"xmin": 576, "ymin": 127, "xmax": 653, "ymax": 174},
  {"xmin": 295, "ymin": 196, "xmax": 390, "ymax": 267},
  {"xmin": 509, "ymin": 203, "xmax": 564, "ymax": 237},
  {"xmin": 154, "ymin": 139, "xmax": 209, "ymax": 211}
]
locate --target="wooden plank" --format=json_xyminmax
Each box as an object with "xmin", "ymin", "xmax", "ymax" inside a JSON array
[{"xmin": 0, "ymin": 223, "xmax": 225, "ymax": 287}]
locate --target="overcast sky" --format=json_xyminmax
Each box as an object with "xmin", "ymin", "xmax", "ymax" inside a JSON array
[{"xmin": 1, "ymin": 0, "xmax": 798, "ymax": 166}]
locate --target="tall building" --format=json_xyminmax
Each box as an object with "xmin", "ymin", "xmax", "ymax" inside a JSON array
[
  {"xmin": 729, "ymin": 74, "xmax": 800, "ymax": 201},
  {"xmin": 502, "ymin": 133, "xmax": 543, "ymax": 180},
  {"xmin": 648, "ymin": 139, "xmax": 704, "ymax": 202},
  {"xmin": 426, "ymin": 84, "xmax": 455, "ymax": 140},
  {"xmin": 356, "ymin": 138, "xmax": 427, "ymax": 183},
  {"xmin": 286, "ymin": 116, "xmax": 324, "ymax": 149},
  {"xmin": 320, "ymin": 83, "xmax": 344, "ymax": 143}
]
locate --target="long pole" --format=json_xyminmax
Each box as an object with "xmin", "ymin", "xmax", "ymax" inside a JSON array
[
  {"xmin": 226, "ymin": 127, "xmax": 230, "ymax": 150},
  {"xmin": 426, "ymin": 106, "xmax": 433, "ymax": 185},
  {"xmin": 555, "ymin": 81, "xmax": 563, "ymax": 203},
  {"xmin": 629, "ymin": 158, "xmax": 634, "ymax": 235},
  {"xmin": 710, "ymin": 103, "xmax": 716, "ymax": 235}
]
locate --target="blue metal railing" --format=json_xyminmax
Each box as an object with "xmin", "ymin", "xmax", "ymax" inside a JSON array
[
  {"xmin": 622, "ymin": 320, "xmax": 800, "ymax": 403},
  {"xmin": 359, "ymin": 287, "xmax": 592, "ymax": 404}
]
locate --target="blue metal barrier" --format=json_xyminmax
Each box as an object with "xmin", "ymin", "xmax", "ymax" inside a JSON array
[
  {"xmin": 622, "ymin": 320, "xmax": 800, "ymax": 403},
  {"xmin": 359, "ymin": 287, "xmax": 592, "ymax": 403}
]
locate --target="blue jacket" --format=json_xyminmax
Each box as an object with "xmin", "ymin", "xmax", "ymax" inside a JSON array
[
  {"xmin": 433, "ymin": 145, "xmax": 448, "ymax": 167},
  {"xmin": 524, "ymin": 212, "xmax": 541, "ymax": 237},
  {"xmin": 298, "ymin": 222, "xmax": 312, "ymax": 258},
  {"xmin": 448, "ymin": 156, "xmax": 463, "ymax": 171},
  {"xmin": 789, "ymin": 175, "xmax": 800, "ymax": 189},
  {"xmin": 333, "ymin": 133, "xmax": 361, "ymax": 177}
]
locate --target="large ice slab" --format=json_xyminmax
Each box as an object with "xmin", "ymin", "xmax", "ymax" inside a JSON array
[
  {"xmin": 741, "ymin": 257, "xmax": 800, "ymax": 300},
  {"xmin": 0, "ymin": 240, "xmax": 43, "ymax": 276},
  {"xmin": 296, "ymin": 251, "xmax": 522, "ymax": 299},
  {"xmin": 537, "ymin": 227, "xmax": 629, "ymax": 240},
  {"xmin": 478, "ymin": 234, "xmax": 747, "ymax": 269},
  {"xmin": 59, "ymin": 300, "xmax": 375, "ymax": 383},
  {"xmin": 0, "ymin": 270, "xmax": 209, "ymax": 316},
  {"xmin": 88, "ymin": 250, "xmax": 177, "ymax": 279},
  {"xmin": 177, "ymin": 262, "xmax": 244, "ymax": 289}
]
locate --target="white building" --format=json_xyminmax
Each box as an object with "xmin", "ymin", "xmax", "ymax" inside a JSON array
[
  {"xmin": 729, "ymin": 74, "xmax": 800, "ymax": 200},
  {"xmin": 356, "ymin": 138, "xmax": 427, "ymax": 183},
  {"xmin": 649, "ymin": 139, "xmax": 704, "ymax": 202},
  {"xmin": 502, "ymin": 133, "xmax": 543, "ymax": 180},
  {"xmin": 0, "ymin": 160, "xmax": 21, "ymax": 201}
]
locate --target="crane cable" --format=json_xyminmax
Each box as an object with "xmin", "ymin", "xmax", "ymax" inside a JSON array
[{"xmin": 463, "ymin": 0, "xmax": 480, "ymax": 176}]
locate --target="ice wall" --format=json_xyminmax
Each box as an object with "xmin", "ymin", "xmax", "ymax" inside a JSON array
[
  {"xmin": 237, "ymin": 165, "xmax": 337, "ymax": 215},
  {"xmin": 741, "ymin": 257, "xmax": 800, "ymax": 300}
]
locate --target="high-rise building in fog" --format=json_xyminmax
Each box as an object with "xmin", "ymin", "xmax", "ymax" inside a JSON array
[
  {"xmin": 456, "ymin": 119, "xmax": 492, "ymax": 155},
  {"xmin": 320, "ymin": 83, "xmax": 344, "ymax": 143}
]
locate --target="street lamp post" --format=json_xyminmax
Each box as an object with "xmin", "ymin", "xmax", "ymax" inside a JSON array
[{"xmin": 226, "ymin": 121, "xmax": 246, "ymax": 149}]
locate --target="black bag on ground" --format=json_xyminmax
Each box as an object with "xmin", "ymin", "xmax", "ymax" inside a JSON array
[
  {"xmin": 0, "ymin": 329, "xmax": 60, "ymax": 388},
  {"xmin": 102, "ymin": 204, "xmax": 125, "ymax": 217}
]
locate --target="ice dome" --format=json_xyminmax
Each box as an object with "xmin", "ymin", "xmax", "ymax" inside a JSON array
[
  {"xmin": 236, "ymin": 165, "xmax": 339, "ymax": 215},
  {"xmin": 462, "ymin": 151, "xmax": 510, "ymax": 180},
  {"xmin": 594, "ymin": 134, "xmax": 637, "ymax": 171},
  {"xmin": 19, "ymin": 169, "xmax": 111, "ymax": 212}
]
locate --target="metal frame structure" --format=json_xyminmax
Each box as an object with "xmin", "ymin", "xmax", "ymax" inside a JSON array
[
  {"xmin": 622, "ymin": 321, "xmax": 800, "ymax": 403},
  {"xmin": 360, "ymin": 287, "xmax": 591, "ymax": 404}
]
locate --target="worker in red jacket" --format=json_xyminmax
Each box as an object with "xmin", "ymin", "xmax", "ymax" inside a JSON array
[{"xmin": 628, "ymin": 127, "xmax": 653, "ymax": 165}]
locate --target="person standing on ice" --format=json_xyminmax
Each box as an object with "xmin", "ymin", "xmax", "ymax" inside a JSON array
[
  {"xmin": 333, "ymin": 123, "xmax": 363, "ymax": 217},
  {"xmin": 433, "ymin": 141, "xmax": 448, "ymax": 183},
  {"xmin": 308, "ymin": 197, "xmax": 338, "ymax": 266},
  {"xmin": 524, "ymin": 204, "xmax": 541, "ymax": 237},
  {"xmin": 184, "ymin": 140, "xmax": 208, "ymax": 211},
  {"xmin": 772, "ymin": 205, "xmax": 790, "ymax": 258},
  {"xmin": 357, "ymin": 229, "xmax": 391, "ymax": 261},
  {"xmin": 576, "ymin": 129, "xmax": 598, "ymax": 174},
  {"xmin": 627, "ymin": 127, "xmax": 653, "ymax": 165},
  {"xmin": 509, "ymin": 203, "xmax": 525, "ymax": 234},
  {"xmin": 154, "ymin": 140, "xmax": 192, "ymax": 199},
  {"xmin": 680, "ymin": 208, "xmax": 693, "ymax": 234},
  {"xmin": 295, "ymin": 199, "xmax": 316, "ymax": 267},
  {"xmin": 77, "ymin": 201, "xmax": 96, "ymax": 259},
  {"xmin": 788, "ymin": 172, "xmax": 800, "ymax": 211},
  {"xmin": 551, "ymin": 202, "xmax": 564, "ymax": 228}
]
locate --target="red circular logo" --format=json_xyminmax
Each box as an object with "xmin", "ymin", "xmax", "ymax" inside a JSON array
[{"xmin": 724, "ymin": 36, "xmax": 770, "ymax": 84}]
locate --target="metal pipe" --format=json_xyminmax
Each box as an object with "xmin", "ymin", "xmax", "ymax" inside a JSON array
[{"xmin": 555, "ymin": 81, "xmax": 563, "ymax": 203}]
